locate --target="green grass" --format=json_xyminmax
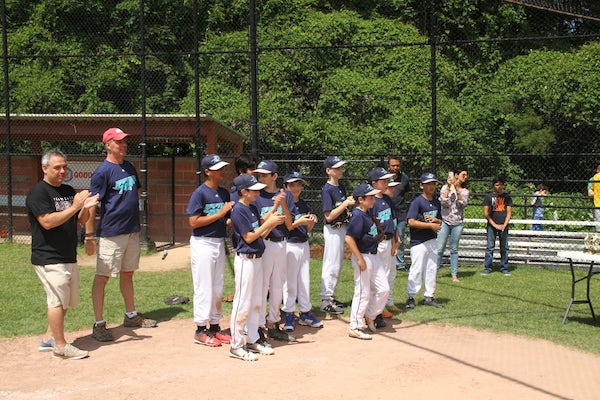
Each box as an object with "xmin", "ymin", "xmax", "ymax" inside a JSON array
[{"xmin": 2, "ymin": 242, "xmax": 600, "ymax": 355}]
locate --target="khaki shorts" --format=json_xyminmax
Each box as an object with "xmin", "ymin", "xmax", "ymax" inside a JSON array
[
  {"xmin": 96, "ymin": 232, "xmax": 141, "ymax": 278},
  {"xmin": 33, "ymin": 263, "xmax": 79, "ymax": 309}
]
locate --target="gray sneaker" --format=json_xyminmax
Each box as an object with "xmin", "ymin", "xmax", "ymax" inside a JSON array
[
  {"xmin": 268, "ymin": 324, "xmax": 296, "ymax": 342},
  {"xmin": 424, "ymin": 297, "xmax": 443, "ymax": 308},
  {"xmin": 52, "ymin": 343, "xmax": 89, "ymax": 360},
  {"xmin": 320, "ymin": 300, "xmax": 343, "ymax": 315},
  {"xmin": 92, "ymin": 322, "xmax": 114, "ymax": 342},
  {"xmin": 124, "ymin": 313, "xmax": 157, "ymax": 328},
  {"xmin": 246, "ymin": 340, "xmax": 275, "ymax": 355}
]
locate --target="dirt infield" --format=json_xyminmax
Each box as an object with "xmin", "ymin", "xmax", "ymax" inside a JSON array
[{"xmin": 2, "ymin": 245, "xmax": 600, "ymax": 400}]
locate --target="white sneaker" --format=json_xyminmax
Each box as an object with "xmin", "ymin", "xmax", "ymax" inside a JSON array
[
  {"xmin": 229, "ymin": 347, "xmax": 258, "ymax": 361},
  {"xmin": 246, "ymin": 341, "xmax": 275, "ymax": 355},
  {"xmin": 348, "ymin": 328, "xmax": 372, "ymax": 340}
]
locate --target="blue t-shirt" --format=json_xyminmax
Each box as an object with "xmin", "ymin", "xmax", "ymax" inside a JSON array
[
  {"xmin": 254, "ymin": 189, "xmax": 293, "ymax": 240},
  {"xmin": 407, "ymin": 195, "xmax": 441, "ymax": 247},
  {"xmin": 346, "ymin": 208, "xmax": 379, "ymax": 254},
  {"xmin": 89, "ymin": 159, "xmax": 140, "ymax": 237},
  {"xmin": 371, "ymin": 194, "xmax": 396, "ymax": 236},
  {"xmin": 186, "ymin": 183, "xmax": 230, "ymax": 238},
  {"xmin": 231, "ymin": 202, "xmax": 265, "ymax": 255},
  {"xmin": 322, "ymin": 182, "xmax": 347, "ymax": 225},
  {"xmin": 288, "ymin": 198, "xmax": 310, "ymax": 243}
]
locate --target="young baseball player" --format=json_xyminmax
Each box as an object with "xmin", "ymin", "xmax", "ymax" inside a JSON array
[
  {"xmin": 187, "ymin": 154, "xmax": 234, "ymax": 347},
  {"xmin": 368, "ymin": 167, "xmax": 402, "ymax": 327},
  {"xmin": 406, "ymin": 173, "xmax": 443, "ymax": 310},
  {"xmin": 253, "ymin": 160, "xmax": 295, "ymax": 342},
  {"xmin": 345, "ymin": 183, "xmax": 390, "ymax": 340},
  {"xmin": 320, "ymin": 156, "xmax": 355, "ymax": 314},
  {"xmin": 229, "ymin": 174, "xmax": 285, "ymax": 361},
  {"xmin": 281, "ymin": 172, "xmax": 323, "ymax": 332}
]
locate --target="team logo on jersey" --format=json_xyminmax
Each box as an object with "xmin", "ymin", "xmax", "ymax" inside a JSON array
[
  {"xmin": 203, "ymin": 203, "xmax": 224, "ymax": 216},
  {"xmin": 113, "ymin": 176, "xmax": 136, "ymax": 194}
]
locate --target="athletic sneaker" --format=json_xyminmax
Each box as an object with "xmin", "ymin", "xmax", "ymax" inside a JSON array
[
  {"xmin": 284, "ymin": 313, "xmax": 296, "ymax": 332},
  {"xmin": 374, "ymin": 314, "xmax": 387, "ymax": 329},
  {"xmin": 481, "ymin": 270, "xmax": 491, "ymax": 276},
  {"xmin": 423, "ymin": 297, "xmax": 443, "ymax": 308},
  {"xmin": 406, "ymin": 297, "xmax": 416, "ymax": 310},
  {"xmin": 331, "ymin": 298, "xmax": 345, "ymax": 308},
  {"xmin": 381, "ymin": 310, "xmax": 393, "ymax": 318},
  {"xmin": 348, "ymin": 328, "xmax": 372, "ymax": 340},
  {"xmin": 229, "ymin": 347, "xmax": 258, "ymax": 361},
  {"xmin": 503, "ymin": 272, "xmax": 511, "ymax": 276},
  {"xmin": 364, "ymin": 316, "xmax": 377, "ymax": 333},
  {"xmin": 320, "ymin": 300, "xmax": 343, "ymax": 315},
  {"xmin": 52, "ymin": 343, "xmax": 89, "ymax": 360},
  {"xmin": 123, "ymin": 313, "xmax": 157, "ymax": 328},
  {"xmin": 386, "ymin": 304, "xmax": 403, "ymax": 313},
  {"xmin": 213, "ymin": 330, "xmax": 232, "ymax": 344},
  {"xmin": 194, "ymin": 329, "xmax": 222, "ymax": 347},
  {"xmin": 92, "ymin": 322, "xmax": 114, "ymax": 342},
  {"xmin": 246, "ymin": 341, "xmax": 275, "ymax": 355},
  {"xmin": 298, "ymin": 312, "xmax": 323, "ymax": 328},
  {"xmin": 268, "ymin": 324, "xmax": 295, "ymax": 342},
  {"xmin": 38, "ymin": 337, "xmax": 55, "ymax": 352}
]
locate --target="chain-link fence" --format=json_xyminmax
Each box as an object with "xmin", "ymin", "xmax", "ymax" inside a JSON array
[{"xmin": 1, "ymin": 1, "xmax": 600, "ymax": 264}]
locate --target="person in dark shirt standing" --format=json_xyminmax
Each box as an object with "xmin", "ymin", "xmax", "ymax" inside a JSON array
[
  {"xmin": 482, "ymin": 177, "xmax": 513, "ymax": 276},
  {"xmin": 27, "ymin": 150, "xmax": 98, "ymax": 359}
]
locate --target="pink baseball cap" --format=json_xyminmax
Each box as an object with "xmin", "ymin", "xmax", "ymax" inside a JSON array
[{"xmin": 102, "ymin": 127, "xmax": 129, "ymax": 143}]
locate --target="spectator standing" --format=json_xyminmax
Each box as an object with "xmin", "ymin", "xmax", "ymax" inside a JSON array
[
  {"xmin": 26, "ymin": 150, "xmax": 99, "ymax": 359},
  {"xmin": 85, "ymin": 128, "xmax": 157, "ymax": 343},
  {"xmin": 437, "ymin": 169, "xmax": 469, "ymax": 282},
  {"xmin": 531, "ymin": 184, "xmax": 548, "ymax": 231},
  {"xmin": 482, "ymin": 177, "xmax": 513, "ymax": 276},
  {"xmin": 387, "ymin": 156, "xmax": 410, "ymax": 271},
  {"xmin": 587, "ymin": 165, "xmax": 600, "ymax": 232}
]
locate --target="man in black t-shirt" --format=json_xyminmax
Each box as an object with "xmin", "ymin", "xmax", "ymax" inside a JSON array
[
  {"xmin": 482, "ymin": 177, "xmax": 513, "ymax": 276},
  {"xmin": 26, "ymin": 150, "xmax": 98, "ymax": 360}
]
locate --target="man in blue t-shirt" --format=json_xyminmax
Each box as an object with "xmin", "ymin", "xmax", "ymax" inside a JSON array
[
  {"xmin": 482, "ymin": 177, "xmax": 513, "ymax": 276},
  {"xmin": 85, "ymin": 128, "xmax": 157, "ymax": 343},
  {"xmin": 406, "ymin": 173, "xmax": 442, "ymax": 310}
]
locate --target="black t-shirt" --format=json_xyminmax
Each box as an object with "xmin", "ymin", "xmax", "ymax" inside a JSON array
[{"xmin": 26, "ymin": 181, "xmax": 78, "ymax": 265}]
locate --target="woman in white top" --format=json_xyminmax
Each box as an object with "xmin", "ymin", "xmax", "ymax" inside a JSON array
[{"xmin": 437, "ymin": 169, "xmax": 469, "ymax": 282}]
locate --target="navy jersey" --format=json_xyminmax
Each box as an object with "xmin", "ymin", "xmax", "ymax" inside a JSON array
[
  {"xmin": 231, "ymin": 202, "xmax": 265, "ymax": 255},
  {"xmin": 346, "ymin": 208, "xmax": 379, "ymax": 254},
  {"xmin": 89, "ymin": 159, "xmax": 140, "ymax": 237},
  {"xmin": 288, "ymin": 198, "xmax": 310, "ymax": 243},
  {"xmin": 407, "ymin": 195, "xmax": 441, "ymax": 247},
  {"xmin": 371, "ymin": 194, "xmax": 396, "ymax": 236},
  {"xmin": 322, "ymin": 182, "xmax": 347, "ymax": 225},
  {"xmin": 186, "ymin": 183, "xmax": 230, "ymax": 238},
  {"xmin": 254, "ymin": 189, "xmax": 293, "ymax": 240}
]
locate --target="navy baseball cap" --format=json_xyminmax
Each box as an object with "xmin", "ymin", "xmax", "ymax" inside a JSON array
[
  {"xmin": 201, "ymin": 154, "xmax": 229, "ymax": 171},
  {"xmin": 388, "ymin": 179, "xmax": 401, "ymax": 187},
  {"xmin": 253, "ymin": 160, "xmax": 278, "ymax": 174},
  {"xmin": 352, "ymin": 183, "xmax": 380, "ymax": 200},
  {"xmin": 368, "ymin": 167, "xmax": 394, "ymax": 182},
  {"xmin": 233, "ymin": 174, "xmax": 266, "ymax": 191},
  {"xmin": 323, "ymin": 156, "xmax": 347, "ymax": 169},
  {"xmin": 283, "ymin": 171, "xmax": 306, "ymax": 184},
  {"xmin": 420, "ymin": 173, "xmax": 439, "ymax": 184}
]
